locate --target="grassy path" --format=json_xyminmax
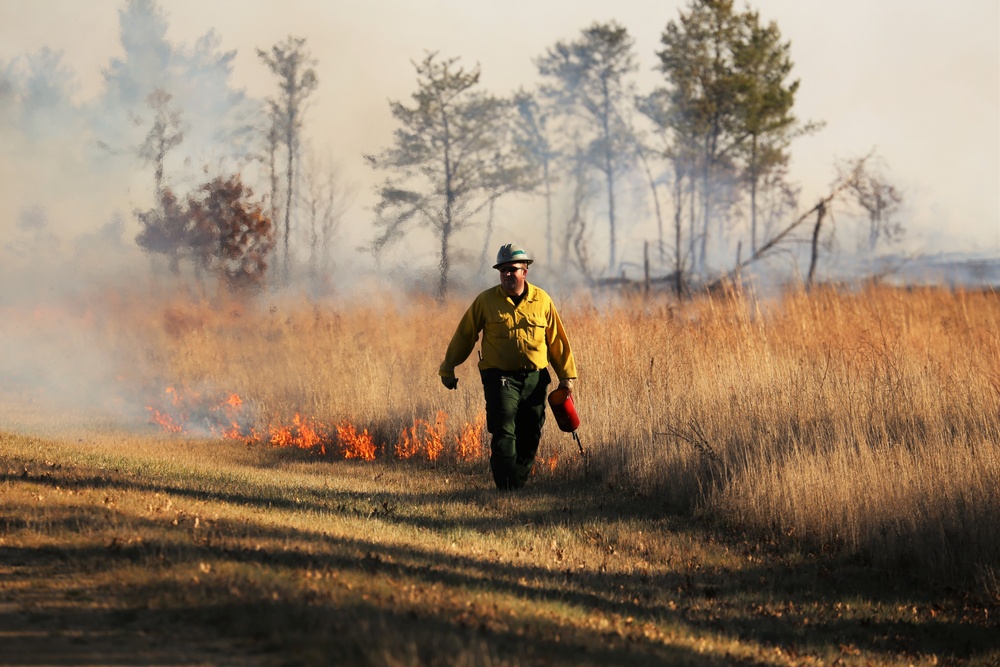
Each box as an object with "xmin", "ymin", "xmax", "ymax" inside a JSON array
[{"xmin": 0, "ymin": 430, "xmax": 996, "ymax": 666}]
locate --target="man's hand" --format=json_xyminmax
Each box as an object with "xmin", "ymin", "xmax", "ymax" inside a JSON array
[
  {"xmin": 558, "ymin": 378, "xmax": 575, "ymax": 394},
  {"xmin": 441, "ymin": 376, "xmax": 459, "ymax": 390}
]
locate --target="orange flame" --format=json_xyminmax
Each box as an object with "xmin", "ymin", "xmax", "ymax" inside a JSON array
[
  {"xmin": 425, "ymin": 411, "xmax": 446, "ymax": 461},
  {"xmin": 165, "ymin": 385, "xmax": 183, "ymax": 406},
  {"xmin": 337, "ymin": 420, "xmax": 376, "ymax": 460},
  {"xmin": 396, "ymin": 420, "xmax": 423, "ymax": 459},
  {"xmin": 146, "ymin": 386, "xmax": 188, "ymax": 432},
  {"xmin": 147, "ymin": 406, "xmax": 184, "ymax": 432},
  {"xmin": 268, "ymin": 413, "xmax": 328, "ymax": 453},
  {"xmin": 146, "ymin": 386, "xmax": 487, "ymax": 465},
  {"xmin": 146, "ymin": 385, "xmax": 254, "ymax": 439},
  {"xmin": 211, "ymin": 393, "xmax": 246, "ymax": 439},
  {"xmin": 455, "ymin": 413, "xmax": 486, "ymax": 461},
  {"xmin": 394, "ymin": 411, "xmax": 467, "ymax": 461}
]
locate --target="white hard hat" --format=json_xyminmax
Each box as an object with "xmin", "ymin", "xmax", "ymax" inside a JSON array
[{"xmin": 493, "ymin": 243, "xmax": 533, "ymax": 269}]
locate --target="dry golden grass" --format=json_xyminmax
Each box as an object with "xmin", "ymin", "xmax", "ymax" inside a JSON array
[
  {"xmin": 571, "ymin": 284, "xmax": 1000, "ymax": 592},
  {"xmin": 52, "ymin": 281, "xmax": 1000, "ymax": 595},
  {"xmin": 1, "ymin": 280, "xmax": 998, "ymax": 664}
]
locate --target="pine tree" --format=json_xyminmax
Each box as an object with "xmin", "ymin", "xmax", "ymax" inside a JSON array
[{"xmin": 366, "ymin": 53, "xmax": 536, "ymax": 299}]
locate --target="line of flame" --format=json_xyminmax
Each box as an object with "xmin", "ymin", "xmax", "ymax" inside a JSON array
[{"xmin": 146, "ymin": 388, "xmax": 487, "ymax": 462}]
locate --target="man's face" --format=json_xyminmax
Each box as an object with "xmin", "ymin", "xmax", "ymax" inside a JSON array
[{"xmin": 498, "ymin": 263, "xmax": 528, "ymax": 297}]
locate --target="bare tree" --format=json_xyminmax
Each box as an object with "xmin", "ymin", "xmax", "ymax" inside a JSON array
[
  {"xmin": 633, "ymin": 92, "xmax": 674, "ymax": 272},
  {"xmin": 265, "ymin": 115, "xmax": 282, "ymax": 244},
  {"xmin": 706, "ymin": 151, "xmax": 877, "ymax": 290},
  {"xmin": 840, "ymin": 155, "xmax": 904, "ymax": 253},
  {"xmin": 636, "ymin": 88, "xmax": 699, "ymax": 296},
  {"xmin": 302, "ymin": 151, "xmax": 352, "ymax": 282},
  {"xmin": 512, "ymin": 89, "xmax": 560, "ymax": 266},
  {"xmin": 137, "ymin": 87, "xmax": 183, "ymax": 197},
  {"xmin": 134, "ymin": 87, "xmax": 187, "ymax": 275},
  {"xmin": 537, "ymin": 21, "xmax": 638, "ymax": 274},
  {"xmin": 257, "ymin": 36, "xmax": 318, "ymax": 281},
  {"xmin": 366, "ymin": 53, "xmax": 536, "ymax": 300},
  {"xmin": 564, "ymin": 149, "xmax": 598, "ymax": 283}
]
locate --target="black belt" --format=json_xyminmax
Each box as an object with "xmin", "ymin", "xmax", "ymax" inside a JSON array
[{"xmin": 481, "ymin": 367, "xmax": 547, "ymax": 379}]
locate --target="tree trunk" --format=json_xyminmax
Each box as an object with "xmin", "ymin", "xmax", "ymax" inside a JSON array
[
  {"xmin": 480, "ymin": 195, "xmax": 497, "ymax": 267},
  {"xmin": 673, "ymin": 167, "xmax": 685, "ymax": 299},
  {"xmin": 750, "ymin": 134, "xmax": 758, "ymax": 254},
  {"xmin": 806, "ymin": 200, "xmax": 826, "ymax": 290},
  {"xmin": 438, "ymin": 224, "xmax": 451, "ymax": 301},
  {"xmin": 284, "ymin": 120, "xmax": 295, "ymax": 282},
  {"xmin": 544, "ymin": 159, "xmax": 553, "ymax": 267},
  {"xmin": 699, "ymin": 137, "xmax": 712, "ymax": 272},
  {"xmin": 602, "ymin": 83, "xmax": 617, "ymax": 273},
  {"xmin": 643, "ymin": 241, "xmax": 650, "ymax": 296},
  {"xmin": 688, "ymin": 173, "xmax": 697, "ymax": 274},
  {"xmin": 439, "ymin": 105, "xmax": 454, "ymax": 300},
  {"xmin": 268, "ymin": 120, "xmax": 280, "ymax": 274},
  {"xmin": 637, "ymin": 146, "xmax": 665, "ymax": 270}
]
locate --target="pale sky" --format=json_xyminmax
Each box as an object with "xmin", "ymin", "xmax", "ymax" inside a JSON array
[{"xmin": 2, "ymin": 0, "xmax": 998, "ymax": 257}]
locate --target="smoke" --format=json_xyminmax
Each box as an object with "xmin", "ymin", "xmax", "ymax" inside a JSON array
[
  {"xmin": 1, "ymin": 1, "xmax": 260, "ymax": 281},
  {"xmin": 0, "ymin": 0, "xmax": 271, "ymax": 432},
  {"xmin": 1, "ymin": 1, "xmax": 996, "ymax": 434}
]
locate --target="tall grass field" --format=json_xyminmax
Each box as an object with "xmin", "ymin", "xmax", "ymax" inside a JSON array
[{"xmin": 1, "ymin": 282, "xmax": 997, "ymax": 665}]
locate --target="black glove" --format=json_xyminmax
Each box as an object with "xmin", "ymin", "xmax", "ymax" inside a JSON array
[{"xmin": 441, "ymin": 376, "xmax": 458, "ymax": 390}]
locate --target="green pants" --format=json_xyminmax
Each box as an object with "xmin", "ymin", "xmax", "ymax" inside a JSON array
[{"xmin": 480, "ymin": 368, "xmax": 550, "ymax": 490}]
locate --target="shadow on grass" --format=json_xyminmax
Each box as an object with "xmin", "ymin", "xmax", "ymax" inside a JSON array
[
  {"xmin": 2, "ymin": 443, "xmax": 998, "ymax": 665},
  {"xmin": 0, "ymin": 594, "xmax": 740, "ymax": 667},
  {"xmin": 1, "ymin": 504, "xmax": 996, "ymax": 665}
]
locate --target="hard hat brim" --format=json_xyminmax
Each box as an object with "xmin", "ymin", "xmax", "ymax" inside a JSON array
[{"xmin": 493, "ymin": 258, "xmax": 534, "ymax": 270}]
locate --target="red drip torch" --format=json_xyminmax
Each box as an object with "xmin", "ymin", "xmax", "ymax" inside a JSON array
[{"xmin": 547, "ymin": 387, "xmax": 587, "ymax": 473}]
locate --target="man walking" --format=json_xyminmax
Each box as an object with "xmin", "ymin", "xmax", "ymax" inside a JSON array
[{"xmin": 440, "ymin": 243, "xmax": 577, "ymax": 490}]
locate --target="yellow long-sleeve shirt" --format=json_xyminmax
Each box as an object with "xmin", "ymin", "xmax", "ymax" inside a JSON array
[{"xmin": 439, "ymin": 284, "xmax": 577, "ymax": 380}]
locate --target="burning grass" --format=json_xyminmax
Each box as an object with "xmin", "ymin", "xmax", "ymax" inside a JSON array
[{"xmin": 144, "ymin": 384, "xmax": 483, "ymax": 464}]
